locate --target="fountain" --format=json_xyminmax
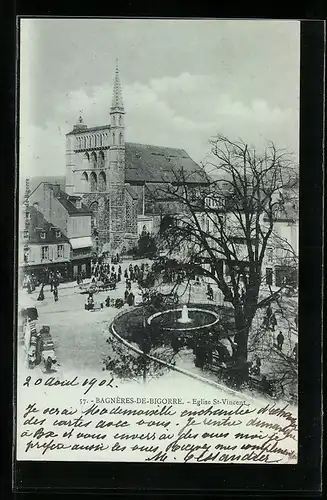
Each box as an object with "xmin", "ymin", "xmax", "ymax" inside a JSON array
[
  {"xmin": 147, "ymin": 303, "xmax": 219, "ymax": 336},
  {"xmin": 178, "ymin": 304, "xmax": 193, "ymax": 324}
]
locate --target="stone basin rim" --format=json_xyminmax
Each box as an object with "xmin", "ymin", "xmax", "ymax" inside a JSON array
[{"xmin": 147, "ymin": 307, "xmax": 220, "ymax": 331}]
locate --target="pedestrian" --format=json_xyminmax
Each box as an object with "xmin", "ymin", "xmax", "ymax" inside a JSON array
[
  {"xmin": 270, "ymin": 313, "xmax": 277, "ymax": 332},
  {"xmin": 87, "ymin": 293, "xmax": 94, "ymax": 310},
  {"xmin": 37, "ymin": 283, "xmax": 45, "ymax": 301},
  {"xmin": 53, "ymin": 285, "xmax": 58, "ymax": 302},
  {"xmin": 49, "ymin": 271, "xmax": 54, "ymax": 292},
  {"xmin": 276, "ymin": 331, "xmax": 284, "ymax": 351},
  {"xmin": 127, "ymin": 292, "xmax": 135, "ymax": 306},
  {"xmin": 27, "ymin": 276, "xmax": 32, "ymax": 294},
  {"xmin": 124, "ymin": 288, "xmax": 129, "ymax": 302},
  {"xmin": 251, "ymin": 355, "xmax": 261, "ymax": 376},
  {"xmin": 207, "ymin": 284, "xmax": 213, "ymax": 301},
  {"xmin": 44, "ymin": 356, "xmax": 53, "ymax": 373}
]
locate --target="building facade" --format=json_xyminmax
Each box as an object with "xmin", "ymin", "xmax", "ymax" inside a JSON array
[
  {"xmin": 28, "ymin": 183, "xmax": 93, "ymax": 278},
  {"xmin": 65, "ymin": 61, "xmax": 208, "ymax": 254},
  {"xmin": 19, "ymin": 205, "xmax": 71, "ymax": 282}
]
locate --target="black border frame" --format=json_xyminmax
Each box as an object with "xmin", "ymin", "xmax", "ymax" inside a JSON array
[{"xmin": 3, "ymin": 14, "xmax": 323, "ymax": 497}]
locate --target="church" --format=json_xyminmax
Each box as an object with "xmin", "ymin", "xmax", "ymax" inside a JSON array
[{"xmin": 65, "ymin": 61, "xmax": 208, "ymax": 254}]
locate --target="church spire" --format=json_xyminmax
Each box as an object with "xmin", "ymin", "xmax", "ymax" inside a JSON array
[{"xmin": 111, "ymin": 58, "xmax": 124, "ymax": 111}]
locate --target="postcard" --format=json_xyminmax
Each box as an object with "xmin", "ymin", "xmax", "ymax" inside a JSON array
[{"xmin": 16, "ymin": 18, "xmax": 299, "ymax": 464}]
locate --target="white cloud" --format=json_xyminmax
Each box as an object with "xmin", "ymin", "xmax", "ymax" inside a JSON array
[{"xmin": 19, "ymin": 72, "xmax": 299, "ymax": 180}]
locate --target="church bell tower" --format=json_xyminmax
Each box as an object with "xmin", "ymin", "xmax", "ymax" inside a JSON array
[{"xmin": 108, "ymin": 59, "xmax": 127, "ymax": 247}]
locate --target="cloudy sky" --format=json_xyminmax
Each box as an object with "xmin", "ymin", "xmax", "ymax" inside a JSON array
[{"xmin": 19, "ymin": 19, "xmax": 300, "ymax": 179}]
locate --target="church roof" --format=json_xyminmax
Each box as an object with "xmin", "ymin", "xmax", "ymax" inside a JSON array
[
  {"xmin": 125, "ymin": 183, "xmax": 138, "ymax": 200},
  {"xmin": 125, "ymin": 142, "xmax": 208, "ymax": 185}
]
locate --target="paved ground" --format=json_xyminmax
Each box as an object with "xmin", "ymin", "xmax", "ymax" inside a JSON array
[
  {"xmin": 18, "ymin": 260, "xmax": 151, "ymax": 374},
  {"xmin": 18, "ymin": 258, "xmax": 298, "ymax": 395}
]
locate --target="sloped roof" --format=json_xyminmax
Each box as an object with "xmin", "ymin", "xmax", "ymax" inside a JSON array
[
  {"xmin": 29, "ymin": 176, "xmax": 66, "ymax": 194},
  {"xmin": 47, "ymin": 185, "xmax": 93, "ymax": 215},
  {"xmin": 125, "ymin": 142, "xmax": 208, "ymax": 185},
  {"xmin": 125, "ymin": 184, "xmax": 138, "ymax": 200},
  {"xmin": 145, "ymin": 183, "xmax": 175, "ymax": 200},
  {"xmin": 26, "ymin": 206, "xmax": 69, "ymax": 244}
]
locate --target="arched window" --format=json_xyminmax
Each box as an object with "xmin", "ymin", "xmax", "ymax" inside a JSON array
[
  {"xmin": 81, "ymin": 171, "xmax": 89, "ymax": 192},
  {"xmin": 98, "ymin": 150, "xmax": 105, "ymax": 168},
  {"xmin": 119, "ymin": 132, "xmax": 123, "ymax": 145},
  {"xmin": 82, "ymin": 152, "xmax": 89, "ymax": 169},
  {"xmin": 90, "ymin": 172, "xmax": 97, "ymax": 192},
  {"xmin": 112, "ymin": 133, "xmax": 115, "ymax": 145},
  {"xmin": 99, "ymin": 135, "xmax": 103, "ymax": 147},
  {"xmin": 119, "ymin": 115, "xmax": 122, "ymax": 126},
  {"xmin": 90, "ymin": 151, "xmax": 97, "ymax": 168},
  {"xmin": 98, "ymin": 171, "xmax": 106, "ymax": 192},
  {"xmin": 90, "ymin": 201, "xmax": 99, "ymax": 228},
  {"xmin": 112, "ymin": 115, "xmax": 116, "ymax": 126}
]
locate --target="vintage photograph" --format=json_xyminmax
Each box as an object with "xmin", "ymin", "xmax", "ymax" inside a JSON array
[{"xmin": 16, "ymin": 18, "xmax": 300, "ymax": 464}]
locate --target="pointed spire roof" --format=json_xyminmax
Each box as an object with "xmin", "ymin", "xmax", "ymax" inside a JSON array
[{"xmin": 111, "ymin": 58, "xmax": 124, "ymax": 111}]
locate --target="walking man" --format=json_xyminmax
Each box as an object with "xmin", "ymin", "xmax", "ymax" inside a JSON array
[
  {"xmin": 276, "ymin": 331, "xmax": 284, "ymax": 351},
  {"xmin": 270, "ymin": 312, "xmax": 277, "ymax": 332},
  {"xmin": 207, "ymin": 284, "xmax": 214, "ymax": 301},
  {"xmin": 53, "ymin": 284, "xmax": 58, "ymax": 302}
]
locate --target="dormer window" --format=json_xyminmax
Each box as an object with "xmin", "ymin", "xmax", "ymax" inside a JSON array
[
  {"xmin": 40, "ymin": 231, "xmax": 46, "ymax": 240},
  {"xmin": 76, "ymin": 200, "xmax": 82, "ymax": 209},
  {"xmin": 55, "ymin": 229, "xmax": 61, "ymax": 238}
]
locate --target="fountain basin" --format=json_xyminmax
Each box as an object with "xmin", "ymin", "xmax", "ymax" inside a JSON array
[{"xmin": 147, "ymin": 307, "xmax": 219, "ymax": 332}]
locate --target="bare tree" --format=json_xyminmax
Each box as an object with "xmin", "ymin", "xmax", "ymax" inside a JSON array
[{"xmin": 156, "ymin": 134, "xmax": 298, "ymax": 378}]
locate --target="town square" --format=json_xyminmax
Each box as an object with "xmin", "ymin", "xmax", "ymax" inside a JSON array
[{"xmin": 18, "ymin": 19, "xmax": 299, "ymax": 406}]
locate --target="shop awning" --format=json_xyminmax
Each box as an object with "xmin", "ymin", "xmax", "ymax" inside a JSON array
[{"xmin": 70, "ymin": 237, "xmax": 93, "ymax": 250}]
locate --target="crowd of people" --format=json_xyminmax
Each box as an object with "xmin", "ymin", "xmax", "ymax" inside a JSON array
[
  {"xmin": 84, "ymin": 258, "xmax": 154, "ymax": 311},
  {"xmin": 23, "ymin": 268, "xmax": 62, "ymax": 303}
]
